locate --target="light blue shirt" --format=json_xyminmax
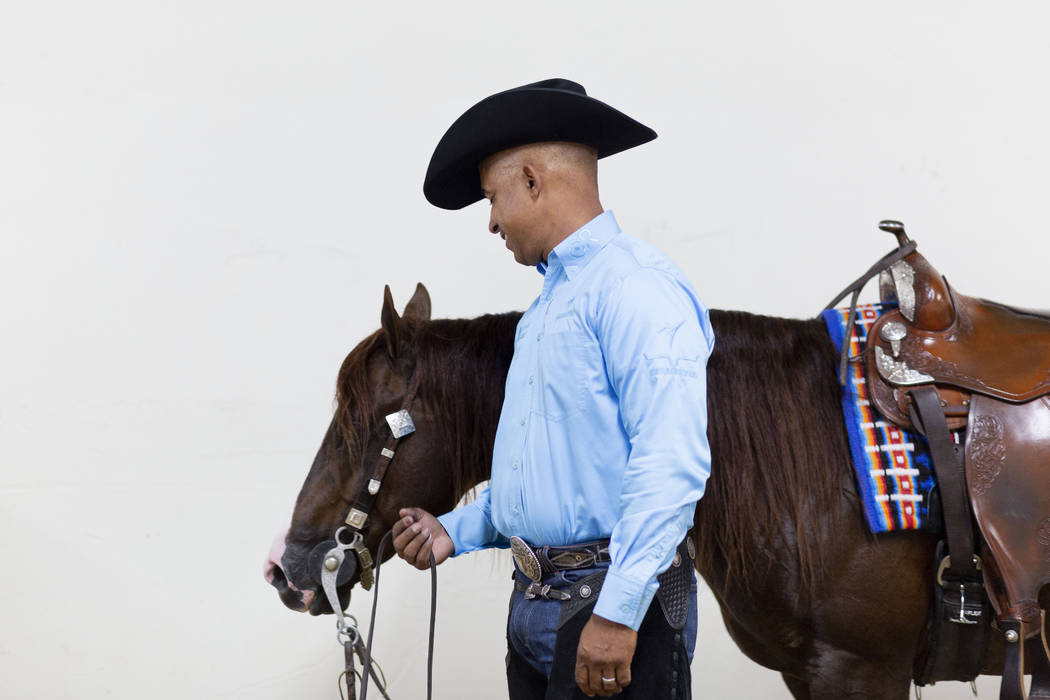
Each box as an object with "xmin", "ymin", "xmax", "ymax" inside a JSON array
[{"xmin": 438, "ymin": 211, "xmax": 714, "ymax": 630}]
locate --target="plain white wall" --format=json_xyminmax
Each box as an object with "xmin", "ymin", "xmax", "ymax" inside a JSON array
[{"xmin": 2, "ymin": 1, "xmax": 1048, "ymax": 698}]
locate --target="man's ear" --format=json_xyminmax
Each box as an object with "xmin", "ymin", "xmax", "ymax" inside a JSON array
[
  {"xmin": 380, "ymin": 285, "xmax": 401, "ymax": 358},
  {"xmin": 402, "ymin": 283, "xmax": 432, "ymax": 323},
  {"xmin": 522, "ymin": 163, "xmax": 542, "ymax": 201}
]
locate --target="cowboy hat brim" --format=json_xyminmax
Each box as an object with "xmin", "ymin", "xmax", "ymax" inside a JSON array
[{"xmin": 423, "ymin": 80, "xmax": 657, "ymax": 210}]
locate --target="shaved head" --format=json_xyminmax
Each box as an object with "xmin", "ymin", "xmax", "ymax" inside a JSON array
[
  {"xmin": 479, "ymin": 141, "xmax": 604, "ymax": 267},
  {"xmin": 481, "ymin": 142, "xmax": 598, "ymax": 193}
]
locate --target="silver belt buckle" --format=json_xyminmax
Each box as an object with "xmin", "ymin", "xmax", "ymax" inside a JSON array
[{"xmin": 509, "ymin": 536, "xmax": 542, "ymax": 582}]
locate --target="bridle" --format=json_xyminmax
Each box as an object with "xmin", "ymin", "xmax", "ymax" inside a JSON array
[
  {"xmin": 311, "ymin": 366, "xmax": 435, "ymax": 700},
  {"xmin": 322, "ymin": 366, "xmax": 423, "ymax": 588}
]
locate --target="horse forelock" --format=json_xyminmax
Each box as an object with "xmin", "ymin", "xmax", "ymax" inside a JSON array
[{"xmin": 334, "ymin": 328, "xmax": 386, "ymax": 466}]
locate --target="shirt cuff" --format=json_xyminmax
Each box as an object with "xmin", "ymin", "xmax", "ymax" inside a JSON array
[
  {"xmin": 436, "ymin": 502, "xmax": 505, "ymax": 556},
  {"xmin": 592, "ymin": 567, "xmax": 659, "ymax": 631}
]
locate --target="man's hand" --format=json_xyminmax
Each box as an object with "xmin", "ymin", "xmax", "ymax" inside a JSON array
[
  {"xmin": 391, "ymin": 507, "xmax": 454, "ymax": 570},
  {"xmin": 575, "ymin": 614, "xmax": 637, "ymax": 697}
]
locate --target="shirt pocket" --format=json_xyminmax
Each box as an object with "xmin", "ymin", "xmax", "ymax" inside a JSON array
[{"xmin": 534, "ymin": 311, "xmax": 593, "ymax": 422}]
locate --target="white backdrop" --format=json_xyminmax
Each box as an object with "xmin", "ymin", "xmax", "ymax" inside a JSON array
[{"xmin": 2, "ymin": 1, "xmax": 1048, "ymax": 698}]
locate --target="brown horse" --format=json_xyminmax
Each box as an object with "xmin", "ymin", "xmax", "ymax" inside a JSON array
[{"xmin": 265, "ymin": 283, "xmax": 1028, "ymax": 699}]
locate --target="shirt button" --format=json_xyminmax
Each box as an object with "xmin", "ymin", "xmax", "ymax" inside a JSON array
[
  {"xmin": 571, "ymin": 243, "xmax": 586, "ymax": 257},
  {"xmin": 512, "ymin": 460, "xmax": 520, "ymax": 470},
  {"xmin": 520, "ymin": 417, "xmax": 526, "ymax": 426},
  {"xmin": 528, "ymin": 375, "xmax": 534, "ymax": 385},
  {"xmin": 545, "ymin": 293, "xmax": 553, "ymax": 302},
  {"xmin": 511, "ymin": 505, "xmax": 520, "ymax": 515},
  {"xmin": 536, "ymin": 333, "xmax": 543, "ymax": 341},
  {"xmin": 620, "ymin": 604, "xmax": 631, "ymax": 613}
]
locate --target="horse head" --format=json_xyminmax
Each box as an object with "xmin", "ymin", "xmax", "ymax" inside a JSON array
[{"xmin": 264, "ymin": 282, "xmax": 462, "ymax": 614}]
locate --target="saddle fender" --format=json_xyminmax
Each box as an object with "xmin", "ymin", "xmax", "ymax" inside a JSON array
[{"xmin": 965, "ymin": 393, "xmax": 1050, "ymax": 627}]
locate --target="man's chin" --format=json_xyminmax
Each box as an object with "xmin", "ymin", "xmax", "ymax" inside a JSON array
[{"xmin": 509, "ymin": 249, "xmax": 540, "ymax": 267}]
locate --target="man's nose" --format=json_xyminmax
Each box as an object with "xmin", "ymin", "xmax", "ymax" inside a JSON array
[{"xmin": 489, "ymin": 215, "xmax": 499, "ymax": 234}]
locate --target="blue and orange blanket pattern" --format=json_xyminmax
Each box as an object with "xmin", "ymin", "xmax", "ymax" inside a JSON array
[{"xmin": 821, "ymin": 304, "xmax": 938, "ymax": 533}]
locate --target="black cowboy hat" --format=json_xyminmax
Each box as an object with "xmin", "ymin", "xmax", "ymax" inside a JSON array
[{"xmin": 423, "ymin": 78, "xmax": 657, "ymax": 210}]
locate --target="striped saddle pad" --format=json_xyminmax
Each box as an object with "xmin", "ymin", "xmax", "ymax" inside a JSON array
[{"xmin": 822, "ymin": 304, "xmax": 942, "ymax": 533}]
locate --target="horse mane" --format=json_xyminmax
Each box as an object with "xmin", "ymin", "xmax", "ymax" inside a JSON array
[
  {"xmin": 334, "ymin": 304, "xmax": 850, "ymax": 597},
  {"xmin": 696, "ymin": 309, "xmax": 851, "ymax": 596},
  {"xmin": 334, "ymin": 312, "xmax": 519, "ymax": 500}
]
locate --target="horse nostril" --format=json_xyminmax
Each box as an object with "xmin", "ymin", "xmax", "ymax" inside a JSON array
[
  {"xmin": 266, "ymin": 559, "xmax": 289, "ymax": 591},
  {"xmin": 266, "ymin": 528, "xmax": 289, "ymax": 585},
  {"xmin": 268, "ymin": 559, "xmax": 319, "ymax": 612}
]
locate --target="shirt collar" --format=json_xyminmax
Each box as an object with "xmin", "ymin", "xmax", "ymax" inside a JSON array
[{"xmin": 536, "ymin": 210, "xmax": 620, "ymax": 280}]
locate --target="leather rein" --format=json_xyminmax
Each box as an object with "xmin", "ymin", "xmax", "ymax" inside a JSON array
[
  {"xmin": 821, "ymin": 222, "xmax": 917, "ymax": 386},
  {"xmin": 316, "ymin": 365, "xmax": 436, "ymax": 700}
]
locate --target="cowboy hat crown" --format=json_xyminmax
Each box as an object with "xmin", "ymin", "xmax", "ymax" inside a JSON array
[{"xmin": 423, "ymin": 78, "xmax": 657, "ymax": 210}]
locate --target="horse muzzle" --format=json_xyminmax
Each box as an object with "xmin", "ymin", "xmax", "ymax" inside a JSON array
[
  {"xmin": 265, "ymin": 528, "xmax": 367, "ymax": 615},
  {"xmin": 262, "ymin": 529, "xmax": 323, "ymax": 613}
]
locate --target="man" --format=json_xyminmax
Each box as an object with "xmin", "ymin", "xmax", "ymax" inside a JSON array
[{"xmin": 393, "ymin": 78, "xmax": 714, "ymax": 699}]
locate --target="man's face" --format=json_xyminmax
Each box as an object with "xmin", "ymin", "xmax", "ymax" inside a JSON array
[{"xmin": 479, "ymin": 155, "xmax": 545, "ymax": 266}]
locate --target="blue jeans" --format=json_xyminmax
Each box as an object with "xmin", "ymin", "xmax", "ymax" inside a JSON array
[{"xmin": 506, "ymin": 563, "xmax": 698, "ymax": 689}]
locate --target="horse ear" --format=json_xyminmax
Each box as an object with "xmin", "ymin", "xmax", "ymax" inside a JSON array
[
  {"xmin": 402, "ymin": 283, "xmax": 432, "ymax": 323},
  {"xmin": 380, "ymin": 284, "xmax": 402, "ymax": 358}
]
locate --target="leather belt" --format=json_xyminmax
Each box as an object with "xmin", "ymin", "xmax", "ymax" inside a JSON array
[
  {"xmin": 510, "ymin": 538, "xmax": 697, "ymax": 632},
  {"xmin": 509, "ymin": 535, "xmax": 611, "ymax": 582}
]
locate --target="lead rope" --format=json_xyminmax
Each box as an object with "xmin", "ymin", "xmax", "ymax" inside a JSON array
[
  {"xmin": 336, "ymin": 623, "xmax": 390, "ymax": 700},
  {"xmin": 354, "ymin": 530, "xmax": 438, "ymax": 700}
]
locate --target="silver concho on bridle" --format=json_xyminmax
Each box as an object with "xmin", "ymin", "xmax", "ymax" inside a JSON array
[
  {"xmin": 343, "ymin": 410, "xmax": 418, "ymax": 532},
  {"xmin": 385, "ymin": 409, "xmax": 416, "ymax": 438}
]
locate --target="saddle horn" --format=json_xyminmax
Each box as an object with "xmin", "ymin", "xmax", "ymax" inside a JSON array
[
  {"xmin": 875, "ymin": 220, "xmax": 954, "ymax": 332},
  {"xmin": 879, "ymin": 220, "xmax": 911, "ymax": 250}
]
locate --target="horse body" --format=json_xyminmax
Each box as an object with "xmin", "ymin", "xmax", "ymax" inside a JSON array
[{"xmin": 265, "ymin": 289, "xmax": 1020, "ymax": 699}]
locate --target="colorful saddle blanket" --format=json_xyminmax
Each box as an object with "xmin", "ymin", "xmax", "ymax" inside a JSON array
[{"xmin": 822, "ymin": 304, "xmax": 939, "ymax": 533}]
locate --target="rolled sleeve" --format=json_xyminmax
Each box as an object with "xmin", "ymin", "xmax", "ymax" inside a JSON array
[{"xmin": 436, "ymin": 486, "xmax": 509, "ymax": 556}]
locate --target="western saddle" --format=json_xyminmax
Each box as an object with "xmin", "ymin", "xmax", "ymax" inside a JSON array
[{"xmin": 829, "ymin": 221, "xmax": 1050, "ymax": 699}]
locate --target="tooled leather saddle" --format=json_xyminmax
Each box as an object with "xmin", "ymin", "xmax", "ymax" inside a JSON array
[{"xmin": 828, "ymin": 221, "xmax": 1050, "ymax": 699}]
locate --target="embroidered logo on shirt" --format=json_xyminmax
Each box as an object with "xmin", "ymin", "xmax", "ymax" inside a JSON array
[
  {"xmin": 644, "ymin": 354, "xmax": 700, "ymax": 378},
  {"xmin": 644, "ymin": 320, "xmax": 699, "ymax": 377}
]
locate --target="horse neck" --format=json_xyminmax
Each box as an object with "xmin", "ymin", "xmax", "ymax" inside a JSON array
[
  {"xmin": 694, "ymin": 309, "xmax": 850, "ymax": 595},
  {"xmin": 418, "ymin": 312, "xmax": 521, "ymax": 500}
]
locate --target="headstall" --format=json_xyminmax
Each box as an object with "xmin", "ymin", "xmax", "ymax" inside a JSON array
[{"xmin": 313, "ymin": 366, "xmax": 430, "ymax": 700}]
